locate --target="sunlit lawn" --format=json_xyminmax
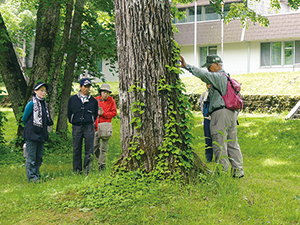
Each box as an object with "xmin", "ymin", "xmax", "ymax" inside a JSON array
[{"xmin": 0, "ymin": 109, "xmax": 299, "ymax": 224}]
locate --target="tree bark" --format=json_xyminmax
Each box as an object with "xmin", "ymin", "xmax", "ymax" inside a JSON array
[
  {"xmin": 0, "ymin": 13, "xmax": 27, "ymax": 138},
  {"xmin": 48, "ymin": 0, "xmax": 74, "ymax": 132},
  {"xmin": 25, "ymin": 0, "xmax": 61, "ymax": 103},
  {"xmin": 56, "ymin": 0, "xmax": 85, "ymax": 134},
  {"xmin": 113, "ymin": 0, "xmax": 210, "ymax": 180}
]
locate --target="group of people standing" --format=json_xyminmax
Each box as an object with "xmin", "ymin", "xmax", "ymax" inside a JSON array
[
  {"xmin": 22, "ymin": 78, "xmax": 117, "ymax": 182},
  {"xmin": 22, "ymin": 54, "xmax": 244, "ymax": 182}
]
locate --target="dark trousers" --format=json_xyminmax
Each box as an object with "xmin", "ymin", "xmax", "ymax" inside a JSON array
[
  {"xmin": 204, "ymin": 118, "xmax": 213, "ymax": 162},
  {"xmin": 25, "ymin": 140, "xmax": 44, "ymax": 182},
  {"xmin": 72, "ymin": 124, "xmax": 95, "ymax": 174}
]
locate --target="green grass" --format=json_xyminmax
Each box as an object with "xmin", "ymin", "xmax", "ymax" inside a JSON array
[
  {"xmin": 0, "ymin": 110, "xmax": 299, "ymax": 224},
  {"xmin": 182, "ymin": 71, "xmax": 300, "ymax": 95},
  {"xmin": 81, "ymin": 71, "xmax": 300, "ymax": 96}
]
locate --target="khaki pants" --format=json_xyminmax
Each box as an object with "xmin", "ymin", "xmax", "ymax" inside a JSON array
[
  {"xmin": 210, "ymin": 108, "xmax": 244, "ymax": 176},
  {"xmin": 94, "ymin": 122, "xmax": 112, "ymax": 167}
]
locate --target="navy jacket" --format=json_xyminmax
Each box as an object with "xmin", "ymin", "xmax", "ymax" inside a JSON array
[
  {"xmin": 67, "ymin": 94, "xmax": 98, "ymax": 126},
  {"xmin": 22, "ymin": 100, "xmax": 50, "ymax": 142}
]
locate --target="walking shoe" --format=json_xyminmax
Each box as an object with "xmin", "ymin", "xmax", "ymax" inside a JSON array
[
  {"xmin": 99, "ymin": 164, "xmax": 106, "ymax": 171},
  {"xmin": 233, "ymin": 174, "xmax": 244, "ymax": 178}
]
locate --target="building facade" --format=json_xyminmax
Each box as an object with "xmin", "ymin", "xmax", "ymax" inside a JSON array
[{"xmin": 174, "ymin": 0, "xmax": 300, "ymax": 76}]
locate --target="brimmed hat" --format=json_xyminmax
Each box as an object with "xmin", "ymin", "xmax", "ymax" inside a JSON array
[
  {"xmin": 34, "ymin": 82, "xmax": 53, "ymax": 93},
  {"xmin": 201, "ymin": 55, "xmax": 223, "ymax": 67},
  {"xmin": 79, "ymin": 78, "xmax": 92, "ymax": 86},
  {"xmin": 99, "ymin": 83, "xmax": 112, "ymax": 93}
]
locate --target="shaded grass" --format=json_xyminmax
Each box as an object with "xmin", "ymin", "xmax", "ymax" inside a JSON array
[{"xmin": 1, "ymin": 111, "xmax": 300, "ymax": 224}]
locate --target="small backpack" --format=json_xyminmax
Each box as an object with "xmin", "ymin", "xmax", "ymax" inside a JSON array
[{"xmin": 215, "ymin": 73, "xmax": 243, "ymax": 111}]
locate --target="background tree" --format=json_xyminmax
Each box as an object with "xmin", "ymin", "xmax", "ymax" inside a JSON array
[
  {"xmin": 0, "ymin": 12, "xmax": 27, "ymax": 128},
  {"xmin": 0, "ymin": 0, "xmax": 117, "ymax": 142}
]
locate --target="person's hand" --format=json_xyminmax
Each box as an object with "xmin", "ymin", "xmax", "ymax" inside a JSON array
[
  {"xmin": 179, "ymin": 55, "xmax": 187, "ymax": 68},
  {"xmin": 98, "ymin": 108, "xmax": 103, "ymax": 116}
]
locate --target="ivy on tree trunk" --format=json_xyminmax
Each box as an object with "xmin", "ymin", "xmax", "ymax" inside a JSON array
[{"xmin": 113, "ymin": 0, "xmax": 210, "ymax": 181}]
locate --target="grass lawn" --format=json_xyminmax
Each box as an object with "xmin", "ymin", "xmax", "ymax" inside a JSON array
[
  {"xmin": 0, "ymin": 109, "xmax": 299, "ymax": 224},
  {"xmin": 181, "ymin": 71, "xmax": 300, "ymax": 95}
]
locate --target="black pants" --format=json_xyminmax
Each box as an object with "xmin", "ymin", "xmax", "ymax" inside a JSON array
[{"xmin": 72, "ymin": 124, "xmax": 95, "ymax": 173}]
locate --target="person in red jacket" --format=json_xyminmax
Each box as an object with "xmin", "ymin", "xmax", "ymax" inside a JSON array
[{"xmin": 94, "ymin": 83, "xmax": 117, "ymax": 171}]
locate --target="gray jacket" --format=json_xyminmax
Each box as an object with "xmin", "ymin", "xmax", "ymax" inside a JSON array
[{"xmin": 185, "ymin": 64, "xmax": 228, "ymax": 113}]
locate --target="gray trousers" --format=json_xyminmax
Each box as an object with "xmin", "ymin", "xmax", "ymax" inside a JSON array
[
  {"xmin": 94, "ymin": 130, "xmax": 110, "ymax": 166},
  {"xmin": 210, "ymin": 108, "xmax": 244, "ymax": 176}
]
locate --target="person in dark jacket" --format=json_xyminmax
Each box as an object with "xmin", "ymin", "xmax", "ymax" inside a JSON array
[
  {"xmin": 22, "ymin": 82, "xmax": 53, "ymax": 183},
  {"xmin": 67, "ymin": 78, "xmax": 98, "ymax": 175}
]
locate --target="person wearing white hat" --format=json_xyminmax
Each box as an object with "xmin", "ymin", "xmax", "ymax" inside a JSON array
[
  {"xmin": 22, "ymin": 82, "xmax": 53, "ymax": 182},
  {"xmin": 94, "ymin": 83, "xmax": 117, "ymax": 171}
]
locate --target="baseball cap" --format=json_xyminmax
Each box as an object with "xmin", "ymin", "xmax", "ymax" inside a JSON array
[
  {"xmin": 79, "ymin": 78, "xmax": 92, "ymax": 86},
  {"xmin": 201, "ymin": 55, "xmax": 223, "ymax": 67}
]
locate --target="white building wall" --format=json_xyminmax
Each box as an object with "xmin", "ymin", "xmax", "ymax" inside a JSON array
[
  {"xmin": 222, "ymin": 42, "xmax": 249, "ymax": 75},
  {"xmin": 179, "ymin": 42, "xmax": 256, "ymax": 76},
  {"xmin": 101, "ymin": 59, "xmax": 119, "ymax": 82}
]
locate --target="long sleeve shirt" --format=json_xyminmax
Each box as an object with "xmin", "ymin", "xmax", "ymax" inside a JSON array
[
  {"xmin": 94, "ymin": 96, "xmax": 117, "ymax": 131},
  {"xmin": 185, "ymin": 64, "xmax": 228, "ymax": 113}
]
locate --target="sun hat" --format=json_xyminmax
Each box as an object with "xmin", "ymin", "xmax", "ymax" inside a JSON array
[
  {"xmin": 201, "ymin": 55, "xmax": 223, "ymax": 67},
  {"xmin": 34, "ymin": 82, "xmax": 53, "ymax": 93},
  {"xmin": 99, "ymin": 83, "xmax": 112, "ymax": 93}
]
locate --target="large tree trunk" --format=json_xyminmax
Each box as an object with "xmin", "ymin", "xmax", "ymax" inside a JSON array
[
  {"xmin": 113, "ymin": 0, "xmax": 210, "ymax": 180},
  {"xmin": 0, "ymin": 13, "xmax": 27, "ymax": 139},
  {"xmin": 56, "ymin": 0, "xmax": 85, "ymax": 134}
]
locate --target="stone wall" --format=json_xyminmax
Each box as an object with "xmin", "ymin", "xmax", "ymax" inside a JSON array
[
  {"xmin": 1, "ymin": 94, "xmax": 300, "ymax": 113},
  {"xmin": 187, "ymin": 94, "xmax": 300, "ymax": 113}
]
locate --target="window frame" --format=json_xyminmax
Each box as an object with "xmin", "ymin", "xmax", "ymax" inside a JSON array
[{"xmin": 261, "ymin": 41, "xmax": 300, "ymax": 67}]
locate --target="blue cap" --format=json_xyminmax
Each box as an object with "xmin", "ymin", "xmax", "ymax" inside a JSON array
[{"xmin": 79, "ymin": 78, "xmax": 92, "ymax": 86}]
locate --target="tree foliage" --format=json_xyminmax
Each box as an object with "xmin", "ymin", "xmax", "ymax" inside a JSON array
[{"xmin": 0, "ymin": 0, "xmax": 117, "ymax": 144}]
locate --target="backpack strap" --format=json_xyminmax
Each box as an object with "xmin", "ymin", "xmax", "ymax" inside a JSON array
[{"xmin": 214, "ymin": 72, "xmax": 229, "ymax": 96}]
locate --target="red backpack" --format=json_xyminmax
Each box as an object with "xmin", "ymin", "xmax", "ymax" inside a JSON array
[{"xmin": 215, "ymin": 73, "xmax": 243, "ymax": 111}]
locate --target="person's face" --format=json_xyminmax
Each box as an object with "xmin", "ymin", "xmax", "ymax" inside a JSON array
[
  {"xmin": 80, "ymin": 84, "xmax": 91, "ymax": 95},
  {"xmin": 34, "ymin": 86, "xmax": 47, "ymax": 99},
  {"xmin": 101, "ymin": 90, "xmax": 110, "ymax": 101},
  {"xmin": 207, "ymin": 62, "xmax": 220, "ymax": 72}
]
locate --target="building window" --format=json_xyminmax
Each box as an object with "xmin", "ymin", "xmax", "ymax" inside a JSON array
[
  {"xmin": 284, "ymin": 41, "xmax": 294, "ymax": 65},
  {"xmin": 272, "ymin": 42, "xmax": 281, "ymax": 66},
  {"xmin": 204, "ymin": 5, "xmax": 219, "ymax": 20},
  {"xmin": 188, "ymin": 7, "xmax": 195, "ymax": 22},
  {"xmin": 296, "ymin": 41, "xmax": 300, "ymax": 64},
  {"xmin": 261, "ymin": 41, "xmax": 300, "ymax": 67},
  {"xmin": 174, "ymin": 3, "xmax": 233, "ymax": 24},
  {"xmin": 200, "ymin": 46, "xmax": 217, "ymax": 66},
  {"xmin": 177, "ymin": 8, "xmax": 187, "ymax": 23}
]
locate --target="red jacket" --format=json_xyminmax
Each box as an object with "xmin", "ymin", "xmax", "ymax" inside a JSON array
[{"xmin": 94, "ymin": 95, "xmax": 117, "ymax": 131}]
